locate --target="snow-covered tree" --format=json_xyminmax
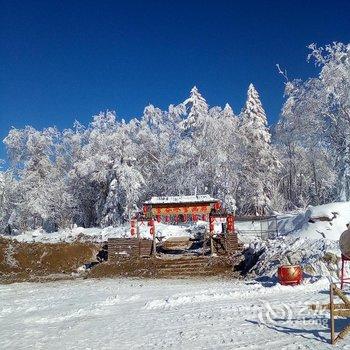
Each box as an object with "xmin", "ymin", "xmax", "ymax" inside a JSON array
[
  {"xmin": 238, "ymin": 84, "xmax": 279, "ymax": 214},
  {"xmin": 275, "ymin": 42, "xmax": 349, "ymax": 207},
  {"xmin": 180, "ymin": 86, "xmax": 209, "ymax": 135}
]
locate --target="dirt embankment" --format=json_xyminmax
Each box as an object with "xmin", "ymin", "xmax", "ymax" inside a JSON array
[
  {"xmin": 0, "ymin": 238, "xmax": 241, "ymax": 283},
  {"xmin": 0, "ymin": 238, "xmax": 99, "ymax": 284}
]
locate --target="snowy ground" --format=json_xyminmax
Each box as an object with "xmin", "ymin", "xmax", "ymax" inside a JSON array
[{"xmin": 0, "ymin": 278, "xmax": 348, "ymax": 349}]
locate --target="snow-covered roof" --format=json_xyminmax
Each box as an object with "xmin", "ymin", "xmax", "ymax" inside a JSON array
[{"xmin": 144, "ymin": 195, "xmax": 219, "ymax": 205}]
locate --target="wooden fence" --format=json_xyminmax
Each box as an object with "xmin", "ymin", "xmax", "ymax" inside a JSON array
[{"xmin": 108, "ymin": 238, "xmax": 153, "ymax": 262}]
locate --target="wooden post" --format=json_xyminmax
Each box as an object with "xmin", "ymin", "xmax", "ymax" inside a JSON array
[
  {"xmin": 153, "ymin": 233, "xmax": 156, "ymax": 256},
  {"xmin": 310, "ymin": 283, "xmax": 350, "ymax": 345},
  {"xmin": 210, "ymin": 235, "xmax": 214, "ymax": 256},
  {"xmin": 136, "ymin": 220, "xmax": 141, "ymax": 257},
  {"xmin": 330, "ymin": 284, "xmax": 335, "ymax": 345}
]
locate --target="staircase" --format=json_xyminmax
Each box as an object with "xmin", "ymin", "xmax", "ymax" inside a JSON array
[{"xmin": 154, "ymin": 256, "xmax": 232, "ymax": 277}]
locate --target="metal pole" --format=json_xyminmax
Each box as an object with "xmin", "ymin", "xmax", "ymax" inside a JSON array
[{"xmin": 341, "ymin": 256, "xmax": 345, "ymax": 290}]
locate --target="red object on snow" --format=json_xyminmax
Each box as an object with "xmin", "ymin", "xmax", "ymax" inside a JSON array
[
  {"xmin": 130, "ymin": 228, "xmax": 135, "ymax": 236},
  {"xmin": 278, "ymin": 265, "xmax": 303, "ymax": 285}
]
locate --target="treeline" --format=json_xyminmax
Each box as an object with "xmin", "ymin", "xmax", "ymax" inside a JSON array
[{"xmin": 0, "ymin": 42, "xmax": 349, "ymax": 233}]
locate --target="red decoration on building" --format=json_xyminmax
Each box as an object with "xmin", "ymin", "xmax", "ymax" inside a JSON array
[
  {"xmin": 202, "ymin": 214, "xmax": 207, "ymax": 221},
  {"xmin": 192, "ymin": 214, "xmax": 198, "ymax": 221},
  {"xmin": 183, "ymin": 214, "xmax": 188, "ymax": 223},
  {"xmin": 226, "ymin": 214, "xmax": 234, "ymax": 232},
  {"xmin": 214, "ymin": 202, "xmax": 221, "ymax": 210},
  {"xmin": 165, "ymin": 216, "xmax": 170, "ymax": 223},
  {"xmin": 156, "ymin": 215, "xmax": 161, "ymax": 223},
  {"xmin": 150, "ymin": 226, "xmax": 155, "ymax": 235}
]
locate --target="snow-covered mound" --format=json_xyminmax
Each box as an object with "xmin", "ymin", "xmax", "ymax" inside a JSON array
[
  {"xmin": 245, "ymin": 202, "xmax": 350, "ymax": 281},
  {"xmin": 286, "ymin": 202, "xmax": 350, "ymax": 240},
  {"xmin": 247, "ymin": 236, "xmax": 341, "ymax": 280}
]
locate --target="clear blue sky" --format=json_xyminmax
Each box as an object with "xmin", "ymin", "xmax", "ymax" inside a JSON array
[{"xmin": 1, "ymin": 0, "xmax": 350, "ymax": 161}]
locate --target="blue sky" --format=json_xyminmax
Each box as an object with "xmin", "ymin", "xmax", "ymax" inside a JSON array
[{"xmin": 1, "ymin": 0, "xmax": 350, "ymax": 161}]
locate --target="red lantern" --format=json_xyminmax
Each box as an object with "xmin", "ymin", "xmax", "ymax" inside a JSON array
[
  {"xmin": 214, "ymin": 202, "xmax": 221, "ymax": 210},
  {"xmin": 192, "ymin": 214, "xmax": 198, "ymax": 221},
  {"xmin": 150, "ymin": 226, "xmax": 155, "ymax": 235},
  {"xmin": 183, "ymin": 214, "xmax": 188, "ymax": 223},
  {"xmin": 130, "ymin": 227, "xmax": 135, "ymax": 236},
  {"xmin": 166, "ymin": 216, "xmax": 170, "ymax": 223},
  {"xmin": 148, "ymin": 219, "xmax": 154, "ymax": 227},
  {"xmin": 157, "ymin": 215, "xmax": 161, "ymax": 223},
  {"xmin": 202, "ymin": 214, "xmax": 207, "ymax": 221},
  {"xmin": 174, "ymin": 215, "xmax": 178, "ymax": 223}
]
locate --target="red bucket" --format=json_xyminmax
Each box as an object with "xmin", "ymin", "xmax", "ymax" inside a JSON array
[{"xmin": 278, "ymin": 265, "xmax": 303, "ymax": 285}]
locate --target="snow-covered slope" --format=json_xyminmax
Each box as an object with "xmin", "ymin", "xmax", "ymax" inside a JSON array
[
  {"xmin": 2, "ymin": 221, "xmax": 208, "ymax": 243},
  {"xmin": 246, "ymin": 202, "xmax": 350, "ymax": 281},
  {"xmin": 282, "ymin": 202, "xmax": 350, "ymax": 240}
]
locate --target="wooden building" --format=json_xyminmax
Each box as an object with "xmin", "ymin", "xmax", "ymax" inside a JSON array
[{"xmin": 142, "ymin": 195, "xmax": 220, "ymax": 222}]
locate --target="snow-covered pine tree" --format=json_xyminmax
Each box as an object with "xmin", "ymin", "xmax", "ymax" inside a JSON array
[
  {"xmin": 221, "ymin": 103, "xmax": 235, "ymax": 119},
  {"xmin": 180, "ymin": 86, "xmax": 209, "ymax": 134},
  {"xmin": 238, "ymin": 84, "xmax": 278, "ymax": 215}
]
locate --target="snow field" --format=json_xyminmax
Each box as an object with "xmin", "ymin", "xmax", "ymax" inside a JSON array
[{"xmin": 0, "ymin": 278, "xmax": 348, "ymax": 349}]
